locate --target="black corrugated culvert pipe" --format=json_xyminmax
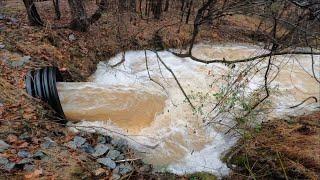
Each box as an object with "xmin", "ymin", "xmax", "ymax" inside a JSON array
[{"xmin": 25, "ymin": 67, "xmax": 66, "ymax": 122}]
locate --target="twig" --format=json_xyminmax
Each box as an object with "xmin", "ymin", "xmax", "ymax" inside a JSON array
[
  {"xmin": 115, "ymin": 158, "xmax": 141, "ymax": 163},
  {"xmin": 151, "ymin": 50, "xmax": 195, "ymax": 110}
]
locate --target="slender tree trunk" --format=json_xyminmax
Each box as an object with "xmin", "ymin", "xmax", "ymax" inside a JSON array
[
  {"xmin": 185, "ymin": 0, "xmax": 192, "ymax": 24},
  {"xmin": 89, "ymin": 0, "xmax": 108, "ymax": 24},
  {"xmin": 164, "ymin": 0, "xmax": 169, "ymax": 11},
  {"xmin": 68, "ymin": 0, "xmax": 89, "ymax": 32},
  {"xmin": 53, "ymin": 0, "xmax": 61, "ymax": 20},
  {"xmin": 153, "ymin": 0, "xmax": 162, "ymax": 19},
  {"xmin": 23, "ymin": 0, "xmax": 44, "ymax": 26},
  {"xmin": 130, "ymin": 0, "xmax": 136, "ymax": 12}
]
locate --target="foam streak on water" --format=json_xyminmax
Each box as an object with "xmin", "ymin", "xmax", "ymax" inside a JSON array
[{"xmin": 57, "ymin": 43, "xmax": 320, "ymax": 176}]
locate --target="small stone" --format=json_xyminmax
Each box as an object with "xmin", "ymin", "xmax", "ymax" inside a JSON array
[
  {"xmin": 93, "ymin": 144, "xmax": 109, "ymax": 157},
  {"xmin": 19, "ymin": 132, "xmax": 31, "ymax": 141},
  {"xmin": 80, "ymin": 143, "xmax": 95, "ymax": 154},
  {"xmin": 0, "ymin": 44, "xmax": 5, "ymax": 49},
  {"xmin": 21, "ymin": 56, "xmax": 31, "ymax": 63},
  {"xmin": 41, "ymin": 137, "xmax": 56, "ymax": 149},
  {"xmin": 0, "ymin": 157, "xmax": 9, "ymax": 165},
  {"xmin": 32, "ymin": 150, "xmax": 46, "ymax": 160},
  {"xmin": 17, "ymin": 158, "xmax": 33, "ymax": 165},
  {"xmin": 107, "ymin": 150, "xmax": 121, "ymax": 160},
  {"xmin": 73, "ymin": 136, "xmax": 86, "ymax": 147},
  {"xmin": 111, "ymin": 139, "xmax": 127, "ymax": 149},
  {"xmin": 93, "ymin": 168, "xmax": 106, "ymax": 176},
  {"xmin": 119, "ymin": 163, "xmax": 133, "ymax": 175},
  {"xmin": 9, "ymin": 17, "xmax": 18, "ymax": 24},
  {"xmin": 97, "ymin": 136, "xmax": 106, "ymax": 144},
  {"xmin": 4, "ymin": 162, "xmax": 15, "ymax": 171},
  {"xmin": 116, "ymin": 154, "xmax": 125, "ymax": 161},
  {"xmin": 68, "ymin": 34, "xmax": 76, "ymax": 41},
  {"xmin": 18, "ymin": 150, "xmax": 31, "ymax": 158},
  {"xmin": 97, "ymin": 157, "xmax": 116, "ymax": 169},
  {"xmin": 23, "ymin": 164, "xmax": 35, "ymax": 172},
  {"xmin": 0, "ymin": 140, "xmax": 10, "ymax": 153},
  {"xmin": 0, "ymin": 14, "xmax": 5, "ymax": 20},
  {"xmin": 111, "ymin": 173, "xmax": 121, "ymax": 180}
]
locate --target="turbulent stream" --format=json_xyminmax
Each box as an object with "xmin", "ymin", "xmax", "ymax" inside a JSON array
[{"xmin": 57, "ymin": 43, "xmax": 319, "ymax": 176}]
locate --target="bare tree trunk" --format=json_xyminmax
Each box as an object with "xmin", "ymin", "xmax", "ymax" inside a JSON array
[
  {"xmin": 23, "ymin": 0, "xmax": 44, "ymax": 26},
  {"xmin": 153, "ymin": 0, "xmax": 162, "ymax": 19},
  {"xmin": 89, "ymin": 0, "xmax": 108, "ymax": 24},
  {"xmin": 164, "ymin": 0, "xmax": 169, "ymax": 12},
  {"xmin": 68, "ymin": 0, "xmax": 89, "ymax": 32},
  {"xmin": 185, "ymin": 0, "xmax": 192, "ymax": 24},
  {"xmin": 130, "ymin": 0, "xmax": 136, "ymax": 12},
  {"xmin": 52, "ymin": 0, "xmax": 61, "ymax": 20}
]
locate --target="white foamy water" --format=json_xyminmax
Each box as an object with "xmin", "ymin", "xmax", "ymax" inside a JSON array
[{"xmin": 57, "ymin": 43, "xmax": 320, "ymax": 176}]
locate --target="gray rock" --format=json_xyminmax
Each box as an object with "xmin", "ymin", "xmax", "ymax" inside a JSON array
[
  {"xmin": 23, "ymin": 164, "xmax": 35, "ymax": 172},
  {"xmin": 0, "ymin": 44, "xmax": 5, "ymax": 49},
  {"xmin": 32, "ymin": 150, "xmax": 46, "ymax": 160},
  {"xmin": 93, "ymin": 144, "xmax": 109, "ymax": 157},
  {"xmin": 80, "ymin": 143, "xmax": 95, "ymax": 154},
  {"xmin": 68, "ymin": 34, "xmax": 76, "ymax": 41},
  {"xmin": 0, "ymin": 140, "xmax": 10, "ymax": 153},
  {"xmin": 41, "ymin": 137, "xmax": 56, "ymax": 149},
  {"xmin": 19, "ymin": 132, "xmax": 30, "ymax": 141},
  {"xmin": 10, "ymin": 55, "xmax": 31, "ymax": 67},
  {"xmin": 97, "ymin": 157, "xmax": 116, "ymax": 169},
  {"xmin": 0, "ymin": 14, "xmax": 5, "ymax": 20},
  {"xmin": 107, "ymin": 150, "xmax": 121, "ymax": 160},
  {"xmin": 119, "ymin": 163, "xmax": 133, "ymax": 175},
  {"xmin": 9, "ymin": 17, "xmax": 18, "ymax": 24},
  {"xmin": 111, "ymin": 138, "xmax": 127, "ymax": 149},
  {"xmin": 74, "ymin": 136, "xmax": 86, "ymax": 147},
  {"xmin": 97, "ymin": 136, "xmax": 106, "ymax": 144},
  {"xmin": 116, "ymin": 154, "xmax": 125, "ymax": 161},
  {"xmin": 4, "ymin": 162, "xmax": 15, "ymax": 171},
  {"xmin": 17, "ymin": 150, "xmax": 31, "ymax": 158},
  {"xmin": 0, "ymin": 157, "xmax": 9, "ymax": 165},
  {"xmin": 17, "ymin": 158, "xmax": 33, "ymax": 165},
  {"xmin": 111, "ymin": 173, "xmax": 121, "ymax": 180}
]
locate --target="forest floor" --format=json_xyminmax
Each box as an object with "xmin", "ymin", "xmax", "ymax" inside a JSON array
[{"xmin": 0, "ymin": 0, "xmax": 319, "ymax": 179}]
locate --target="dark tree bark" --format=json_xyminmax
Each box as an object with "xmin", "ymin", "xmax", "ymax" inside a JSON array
[
  {"xmin": 52, "ymin": 0, "xmax": 61, "ymax": 20},
  {"xmin": 130, "ymin": 0, "xmax": 136, "ymax": 12},
  {"xmin": 185, "ymin": 0, "xmax": 193, "ymax": 24},
  {"xmin": 68, "ymin": 0, "xmax": 89, "ymax": 32},
  {"xmin": 118, "ymin": 0, "xmax": 128, "ymax": 12},
  {"xmin": 153, "ymin": 0, "xmax": 162, "ymax": 19},
  {"xmin": 164, "ymin": 0, "xmax": 169, "ymax": 12},
  {"xmin": 23, "ymin": 0, "xmax": 44, "ymax": 26},
  {"xmin": 89, "ymin": 0, "xmax": 108, "ymax": 24}
]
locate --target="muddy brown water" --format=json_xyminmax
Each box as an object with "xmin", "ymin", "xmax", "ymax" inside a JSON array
[{"xmin": 57, "ymin": 44, "xmax": 320, "ymax": 176}]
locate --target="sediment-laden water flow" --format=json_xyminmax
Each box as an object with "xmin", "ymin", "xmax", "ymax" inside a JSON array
[{"xmin": 57, "ymin": 44, "xmax": 320, "ymax": 176}]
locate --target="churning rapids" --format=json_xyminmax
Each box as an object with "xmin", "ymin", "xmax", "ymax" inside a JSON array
[{"xmin": 57, "ymin": 43, "xmax": 319, "ymax": 176}]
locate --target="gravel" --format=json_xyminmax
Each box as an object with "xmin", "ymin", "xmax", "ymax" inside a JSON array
[
  {"xmin": 93, "ymin": 144, "xmax": 109, "ymax": 157},
  {"xmin": 17, "ymin": 150, "xmax": 31, "ymax": 158},
  {"xmin": 73, "ymin": 136, "xmax": 86, "ymax": 147},
  {"xmin": 32, "ymin": 150, "xmax": 46, "ymax": 160},
  {"xmin": 119, "ymin": 163, "xmax": 133, "ymax": 175},
  {"xmin": 0, "ymin": 140, "xmax": 10, "ymax": 153},
  {"xmin": 107, "ymin": 150, "xmax": 121, "ymax": 160},
  {"xmin": 97, "ymin": 157, "xmax": 116, "ymax": 169}
]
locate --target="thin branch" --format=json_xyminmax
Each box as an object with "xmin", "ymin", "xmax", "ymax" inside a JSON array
[{"xmin": 151, "ymin": 50, "xmax": 196, "ymax": 110}]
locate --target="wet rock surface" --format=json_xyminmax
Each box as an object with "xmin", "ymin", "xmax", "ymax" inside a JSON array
[{"xmin": 0, "ymin": 129, "xmax": 147, "ymax": 178}]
